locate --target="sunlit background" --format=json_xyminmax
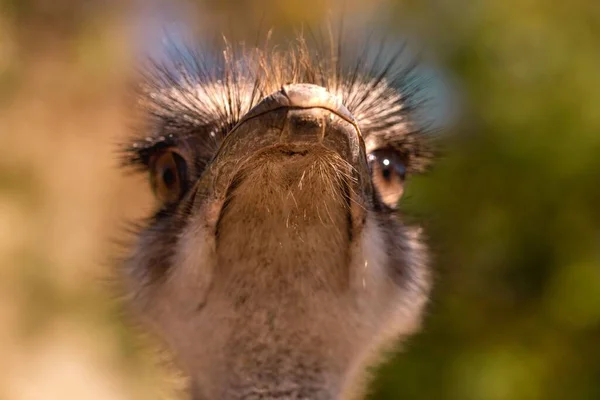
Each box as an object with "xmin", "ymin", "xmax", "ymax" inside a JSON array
[{"xmin": 1, "ymin": 0, "xmax": 599, "ymax": 399}]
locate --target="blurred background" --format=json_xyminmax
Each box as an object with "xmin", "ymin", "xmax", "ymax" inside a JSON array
[{"xmin": 1, "ymin": 0, "xmax": 599, "ymax": 399}]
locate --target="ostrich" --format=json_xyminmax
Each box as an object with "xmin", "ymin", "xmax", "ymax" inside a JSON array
[{"xmin": 121, "ymin": 35, "xmax": 433, "ymax": 400}]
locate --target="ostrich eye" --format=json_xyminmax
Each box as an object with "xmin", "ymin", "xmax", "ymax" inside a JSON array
[
  {"xmin": 368, "ymin": 149, "xmax": 407, "ymax": 208},
  {"xmin": 150, "ymin": 149, "xmax": 188, "ymax": 204}
]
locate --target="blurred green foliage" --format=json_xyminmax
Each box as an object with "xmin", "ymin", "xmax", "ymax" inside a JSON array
[{"xmin": 371, "ymin": 1, "xmax": 600, "ymax": 399}]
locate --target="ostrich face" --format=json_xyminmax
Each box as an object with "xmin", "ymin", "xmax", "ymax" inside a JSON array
[{"xmin": 123, "ymin": 41, "xmax": 432, "ymax": 400}]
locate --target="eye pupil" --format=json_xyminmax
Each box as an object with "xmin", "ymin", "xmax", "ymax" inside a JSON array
[
  {"xmin": 162, "ymin": 167, "xmax": 176, "ymax": 188},
  {"xmin": 382, "ymin": 167, "xmax": 391, "ymax": 179}
]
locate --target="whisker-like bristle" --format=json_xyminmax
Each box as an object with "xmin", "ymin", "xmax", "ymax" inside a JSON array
[{"xmin": 122, "ymin": 31, "xmax": 434, "ymax": 178}]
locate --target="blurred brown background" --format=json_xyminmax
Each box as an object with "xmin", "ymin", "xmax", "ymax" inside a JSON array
[{"xmin": 1, "ymin": 0, "xmax": 600, "ymax": 399}]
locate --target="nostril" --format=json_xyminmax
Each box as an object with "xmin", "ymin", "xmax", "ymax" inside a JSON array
[
  {"xmin": 281, "ymin": 108, "xmax": 326, "ymax": 144},
  {"xmin": 288, "ymin": 111, "xmax": 322, "ymax": 130}
]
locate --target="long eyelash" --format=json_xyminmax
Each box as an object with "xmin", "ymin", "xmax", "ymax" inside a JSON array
[{"xmin": 122, "ymin": 30, "xmax": 435, "ymax": 173}]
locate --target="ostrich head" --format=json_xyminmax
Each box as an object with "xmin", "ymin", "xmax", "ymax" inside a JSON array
[{"xmin": 122, "ymin": 36, "xmax": 433, "ymax": 400}]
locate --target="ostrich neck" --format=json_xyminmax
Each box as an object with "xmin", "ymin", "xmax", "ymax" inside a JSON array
[{"xmin": 201, "ymin": 159, "xmax": 358, "ymax": 400}]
